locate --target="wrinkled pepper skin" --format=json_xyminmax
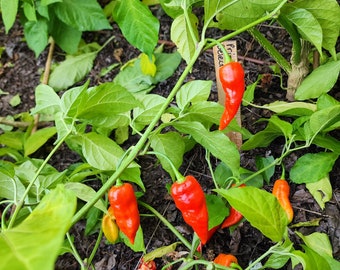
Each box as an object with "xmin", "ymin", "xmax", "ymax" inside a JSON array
[
  {"xmin": 218, "ymin": 61, "xmax": 245, "ymax": 130},
  {"xmin": 213, "ymin": 253, "xmax": 238, "ymax": 267},
  {"xmin": 272, "ymin": 179, "xmax": 293, "ymax": 223},
  {"xmin": 108, "ymin": 183, "xmax": 140, "ymax": 244},
  {"xmin": 137, "ymin": 258, "xmax": 156, "ymax": 270},
  {"xmin": 221, "ymin": 184, "xmax": 246, "ymax": 228},
  {"xmin": 102, "ymin": 206, "xmax": 119, "ymax": 243},
  {"xmin": 170, "ymin": 175, "xmax": 209, "ymax": 244}
]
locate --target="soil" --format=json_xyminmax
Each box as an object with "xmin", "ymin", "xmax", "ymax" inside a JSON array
[{"xmin": 1, "ymin": 5, "xmax": 339, "ymax": 270}]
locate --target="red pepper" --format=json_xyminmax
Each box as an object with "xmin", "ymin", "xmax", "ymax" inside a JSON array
[
  {"xmin": 272, "ymin": 179, "xmax": 293, "ymax": 223},
  {"xmin": 218, "ymin": 61, "xmax": 245, "ymax": 130},
  {"xmin": 213, "ymin": 253, "xmax": 238, "ymax": 267},
  {"xmin": 221, "ymin": 184, "xmax": 245, "ymax": 229},
  {"xmin": 108, "ymin": 183, "xmax": 140, "ymax": 244},
  {"xmin": 197, "ymin": 225, "xmax": 220, "ymax": 253},
  {"xmin": 137, "ymin": 258, "xmax": 156, "ymax": 270},
  {"xmin": 170, "ymin": 175, "xmax": 209, "ymax": 244}
]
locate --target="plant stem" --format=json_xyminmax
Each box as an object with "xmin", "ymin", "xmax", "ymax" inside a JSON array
[
  {"xmin": 245, "ymin": 242, "xmax": 281, "ymax": 270},
  {"xmin": 248, "ymin": 27, "xmax": 291, "ymax": 74},
  {"xmin": 86, "ymin": 229, "xmax": 103, "ymax": 267},
  {"xmin": 139, "ymin": 201, "xmax": 192, "ymax": 250},
  {"xmin": 203, "ymin": 0, "xmax": 288, "ymax": 51},
  {"xmin": 7, "ymin": 129, "xmax": 72, "ymax": 229},
  {"xmin": 71, "ymin": 42, "xmax": 206, "ymax": 226},
  {"xmin": 32, "ymin": 38, "xmax": 55, "ymax": 133},
  {"xmin": 67, "ymin": 232, "xmax": 86, "ymax": 269},
  {"xmin": 201, "ymin": 0, "xmax": 240, "ymax": 40},
  {"xmin": 145, "ymin": 151, "xmax": 184, "ymax": 181}
]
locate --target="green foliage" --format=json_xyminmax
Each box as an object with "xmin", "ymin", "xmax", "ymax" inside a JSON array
[
  {"xmin": 113, "ymin": 0, "xmax": 159, "ymax": 56},
  {"xmin": 0, "ymin": 0, "xmax": 339, "ymax": 268},
  {"xmin": 290, "ymin": 152, "xmax": 338, "ymax": 184},
  {"xmin": 1, "ymin": 0, "xmax": 111, "ymax": 56},
  {"xmin": 216, "ymin": 186, "xmax": 288, "ymax": 242},
  {"xmin": 0, "ymin": 185, "xmax": 76, "ymax": 270},
  {"xmin": 295, "ymin": 59, "xmax": 340, "ymax": 100}
]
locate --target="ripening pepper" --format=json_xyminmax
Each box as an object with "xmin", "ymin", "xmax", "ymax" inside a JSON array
[
  {"xmin": 108, "ymin": 183, "xmax": 140, "ymax": 244},
  {"xmin": 213, "ymin": 253, "xmax": 238, "ymax": 267},
  {"xmin": 170, "ymin": 175, "xmax": 209, "ymax": 244},
  {"xmin": 137, "ymin": 258, "xmax": 157, "ymax": 270},
  {"xmin": 102, "ymin": 206, "xmax": 119, "ymax": 243},
  {"xmin": 218, "ymin": 61, "xmax": 245, "ymax": 130},
  {"xmin": 221, "ymin": 184, "xmax": 246, "ymax": 228},
  {"xmin": 272, "ymin": 179, "xmax": 294, "ymax": 223}
]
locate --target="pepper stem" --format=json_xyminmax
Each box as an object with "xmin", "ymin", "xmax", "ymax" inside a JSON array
[
  {"xmin": 206, "ymin": 38, "xmax": 232, "ymax": 63},
  {"xmin": 280, "ymin": 164, "xmax": 286, "ymax": 180},
  {"xmin": 145, "ymin": 151, "xmax": 184, "ymax": 182}
]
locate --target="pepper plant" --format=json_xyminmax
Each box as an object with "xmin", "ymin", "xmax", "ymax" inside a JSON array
[{"xmin": 0, "ymin": 0, "xmax": 339, "ymax": 269}]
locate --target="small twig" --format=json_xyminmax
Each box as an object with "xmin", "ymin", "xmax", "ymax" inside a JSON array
[
  {"xmin": 0, "ymin": 117, "xmax": 31, "ymax": 128},
  {"xmin": 32, "ymin": 38, "xmax": 55, "ymax": 133},
  {"xmin": 0, "ymin": 117, "xmax": 51, "ymax": 129}
]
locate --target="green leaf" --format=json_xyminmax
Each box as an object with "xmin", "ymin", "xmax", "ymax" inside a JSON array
[
  {"xmin": 153, "ymin": 52, "xmax": 182, "ymax": 83},
  {"xmin": 76, "ymin": 82, "xmax": 140, "ymax": 122},
  {"xmin": 211, "ymin": 0, "xmax": 282, "ymax": 30},
  {"xmin": 180, "ymin": 101, "xmax": 223, "ymax": 126},
  {"xmin": 317, "ymin": 94, "xmax": 340, "ymax": 110},
  {"xmin": 306, "ymin": 176, "xmax": 332, "ymax": 209},
  {"xmin": 81, "ymin": 132, "xmax": 125, "ymax": 171},
  {"xmin": 159, "ymin": 0, "xmax": 183, "ymax": 18},
  {"xmin": 242, "ymin": 75, "xmax": 262, "ymax": 104},
  {"xmin": 49, "ymin": 52, "xmax": 97, "ymax": 91},
  {"xmin": 24, "ymin": 19, "xmax": 49, "ymax": 57},
  {"xmin": 284, "ymin": 7, "xmax": 323, "ymax": 55},
  {"xmin": 215, "ymin": 186, "xmax": 288, "ymax": 242},
  {"xmin": 297, "ymin": 231, "xmax": 333, "ymax": 258},
  {"xmin": 290, "ymin": 152, "xmax": 338, "ymax": 184},
  {"xmin": 171, "ymin": 12, "xmax": 198, "ymax": 64},
  {"xmin": 150, "ymin": 132, "xmax": 185, "ymax": 180},
  {"xmin": 54, "ymin": 0, "xmax": 111, "ymax": 31},
  {"xmin": 132, "ymin": 94, "xmax": 167, "ymax": 131},
  {"xmin": 24, "ymin": 127, "xmax": 57, "ymax": 156},
  {"xmin": 120, "ymin": 166, "xmax": 145, "ymax": 192},
  {"xmin": 263, "ymin": 238, "xmax": 294, "ymax": 269},
  {"xmin": 309, "ymin": 105, "xmax": 340, "ymax": 134},
  {"xmin": 143, "ymin": 242, "xmax": 179, "ymax": 261},
  {"xmin": 295, "ymin": 60, "xmax": 340, "ymax": 100},
  {"xmin": 0, "ymin": 131, "xmax": 24, "ymax": 150},
  {"xmin": 313, "ymin": 134, "xmax": 340, "ymax": 154},
  {"xmin": 1, "ymin": 0, "xmax": 19, "ymax": 33},
  {"xmin": 262, "ymin": 101, "xmax": 316, "ymax": 116},
  {"xmin": 241, "ymin": 116, "xmax": 292, "ymax": 150},
  {"xmin": 41, "ymin": 0, "xmax": 62, "ymax": 5},
  {"xmin": 206, "ymin": 194, "xmax": 229, "ymax": 229},
  {"xmin": 255, "ymin": 156, "xmax": 275, "ymax": 184},
  {"xmin": 113, "ymin": 0, "xmax": 159, "ymax": 55},
  {"xmin": 113, "ymin": 52, "xmax": 181, "ymax": 94},
  {"xmin": 291, "ymin": 0, "xmax": 340, "ymax": 58},
  {"xmin": 176, "ymin": 80, "xmax": 212, "ymax": 110},
  {"xmin": 65, "ymin": 182, "xmax": 106, "ymax": 212},
  {"xmin": 23, "ymin": 2, "xmax": 37, "ymax": 22},
  {"xmin": 31, "ymin": 84, "xmax": 62, "ymax": 115},
  {"xmin": 301, "ymin": 245, "xmax": 331, "ymax": 270},
  {"xmin": 214, "ymin": 162, "xmax": 233, "ymax": 188},
  {"xmin": 0, "ymin": 171, "xmax": 25, "ymax": 200},
  {"xmin": 0, "ymin": 185, "xmax": 76, "ymax": 270},
  {"xmin": 60, "ymin": 83, "xmax": 89, "ymax": 117},
  {"xmin": 172, "ymin": 121, "xmax": 240, "ymax": 176},
  {"xmin": 49, "ymin": 15, "xmax": 82, "ymax": 55}
]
